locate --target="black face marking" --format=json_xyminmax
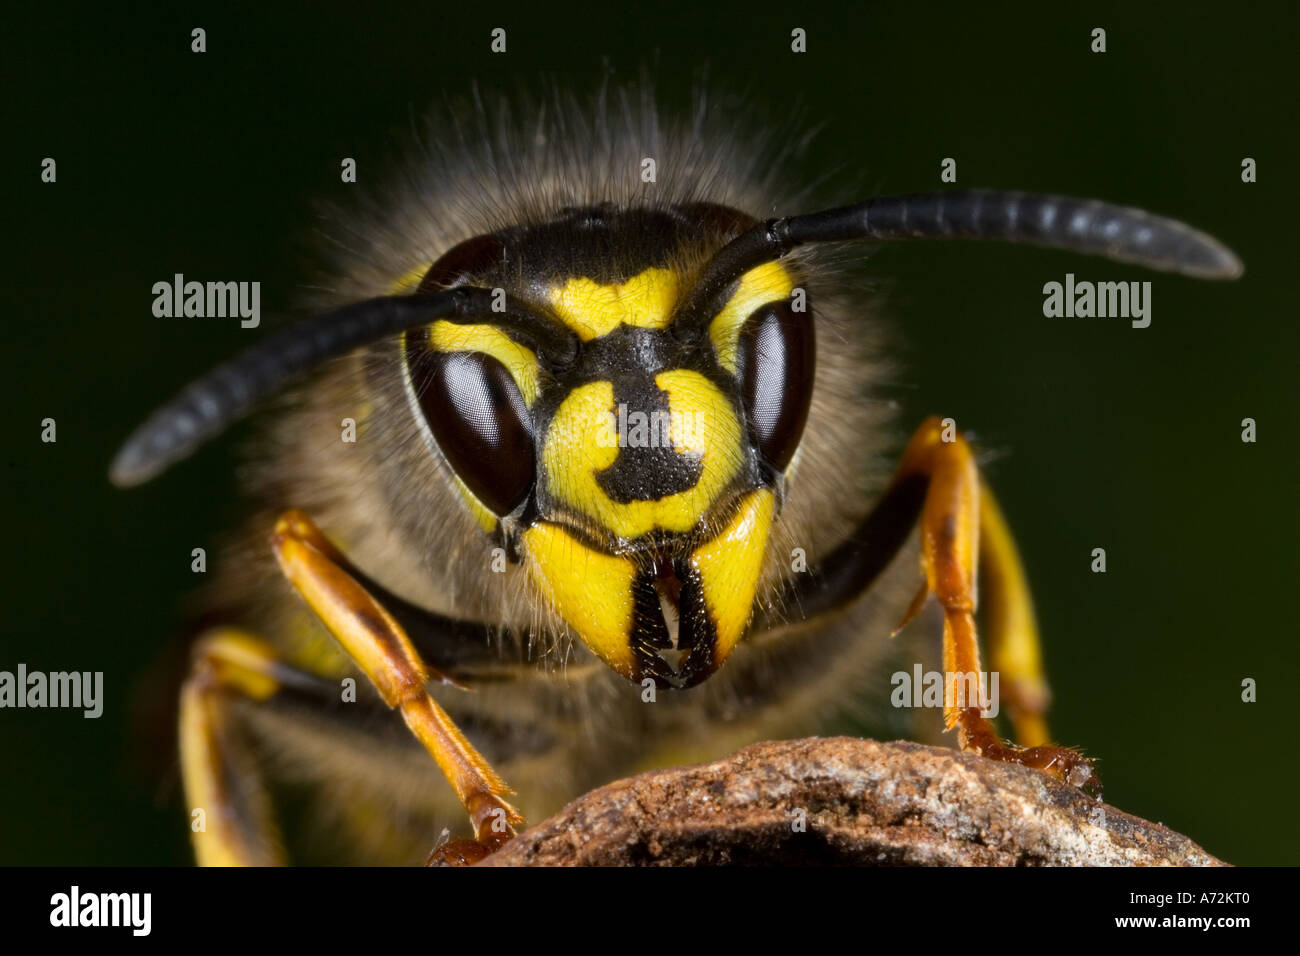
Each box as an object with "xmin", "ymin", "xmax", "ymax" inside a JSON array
[
  {"xmin": 625, "ymin": 553, "xmax": 722, "ymax": 688},
  {"xmin": 527, "ymin": 320, "xmax": 763, "ymax": 539},
  {"xmin": 417, "ymin": 203, "xmax": 756, "ymax": 311},
  {"xmin": 577, "ymin": 324, "xmax": 680, "ymax": 380},
  {"xmin": 631, "ymin": 568, "xmax": 673, "ymax": 652},
  {"xmin": 645, "ymin": 557, "xmax": 719, "ymax": 688},
  {"xmin": 500, "ymin": 203, "xmax": 756, "ymax": 287},
  {"xmin": 595, "ymin": 378, "xmax": 705, "ymax": 504}
]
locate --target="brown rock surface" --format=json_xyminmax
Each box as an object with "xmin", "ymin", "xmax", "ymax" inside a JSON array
[{"xmin": 482, "ymin": 737, "xmax": 1223, "ymax": 866}]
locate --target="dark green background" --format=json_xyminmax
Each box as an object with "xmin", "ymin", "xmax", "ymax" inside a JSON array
[{"xmin": 3, "ymin": 1, "xmax": 1295, "ymax": 865}]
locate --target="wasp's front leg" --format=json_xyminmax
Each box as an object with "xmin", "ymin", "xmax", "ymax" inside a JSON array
[{"xmin": 271, "ymin": 509, "xmax": 523, "ymax": 864}]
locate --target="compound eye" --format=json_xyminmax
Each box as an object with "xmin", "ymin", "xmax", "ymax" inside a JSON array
[
  {"xmin": 415, "ymin": 350, "xmax": 535, "ymax": 516},
  {"xmin": 734, "ymin": 299, "xmax": 815, "ymax": 472}
]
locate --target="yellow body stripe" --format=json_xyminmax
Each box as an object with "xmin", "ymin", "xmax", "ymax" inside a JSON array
[
  {"xmin": 690, "ymin": 490, "xmax": 775, "ymax": 660},
  {"xmin": 549, "ymin": 268, "xmax": 680, "ymax": 341},
  {"xmin": 541, "ymin": 371, "xmax": 743, "ymax": 540},
  {"xmin": 522, "ymin": 523, "xmax": 638, "ymax": 678},
  {"xmin": 707, "ymin": 262, "xmax": 797, "ymax": 373}
]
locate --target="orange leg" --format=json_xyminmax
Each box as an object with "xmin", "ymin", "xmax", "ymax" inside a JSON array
[
  {"xmin": 178, "ymin": 629, "xmax": 289, "ymax": 866},
  {"xmin": 979, "ymin": 488, "xmax": 1052, "ymax": 748},
  {"xmin": 271, "ymin": 509, "xmax": 523, "ymax": 863},
  {"xmin": 893, "ymin": 417, "xmax": 1100, "ymax": 795}
]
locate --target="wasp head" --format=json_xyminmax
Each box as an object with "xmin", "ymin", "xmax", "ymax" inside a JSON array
[{"xmin": 403, "ymin": 203, "xmax": 814, "ymax": 686}]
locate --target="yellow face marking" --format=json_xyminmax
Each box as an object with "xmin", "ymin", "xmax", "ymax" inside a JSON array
[
  {"xmin": 707, "ymin": 262, "xmax": 797, "ymax": 373},
  {"xmin": 541, "ymin": 370, "xmax": 743, "ymax": 540},
  {"xmin": 689, "ymin": 489, "xmax": 775, "ymax": 662},
  {"xmin": 450, "ymin": 474, "xmax": 499, "ymax": 534},
  {"xmin": 428, "ymin": 321, "xmax": 540, "ymax": 406},
  {"xmin": 549, "ymin": 267, "xmax": 681, "ymax": 342},
  {"xmin": 522, "ymin": 523, "xmax": 639, "ymax": 678}
]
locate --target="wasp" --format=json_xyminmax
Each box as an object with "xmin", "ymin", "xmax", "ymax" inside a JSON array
[{"xmin": 110, "ymin": 87, "xmax": 1241, "ymax": 865}]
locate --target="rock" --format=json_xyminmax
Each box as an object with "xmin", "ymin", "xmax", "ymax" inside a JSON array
[{"xmin": 482, "ymin": 737, "xmax": 1223, "ymax": 866}]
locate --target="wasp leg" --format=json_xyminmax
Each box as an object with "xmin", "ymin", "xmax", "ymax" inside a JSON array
[
  {"xmin": 888, "ymin": 418, "xmax": 1099, "ymax": 794},
  {"xmin": 179, "ymin": 628, "xmax": 300, "ymax": 866},
  {"xmin": 767, "ymin": 417, "xmax": 1099, "ymax": 795},
  {"xmin": 979, "ymin": 488, "xmax": 1052, "ymax": 748},
  {"xmin": 270, "ymin": 509, "xmax": 523, "ymax": 864}
]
